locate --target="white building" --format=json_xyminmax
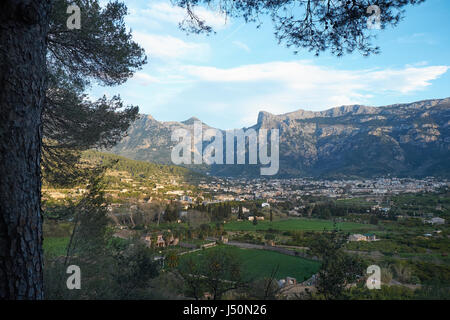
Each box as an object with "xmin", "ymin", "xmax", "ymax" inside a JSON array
[{"xmin": 426, "ymin": 217, "xmax": 445, "ymax": 225}]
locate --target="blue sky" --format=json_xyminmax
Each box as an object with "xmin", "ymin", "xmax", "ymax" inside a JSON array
[{"xmin": 91, "ymin": 0, "xmax": 450, "ymax": 129}]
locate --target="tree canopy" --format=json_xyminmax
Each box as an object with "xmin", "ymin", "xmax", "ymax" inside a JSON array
[
  {"xmin": 43, "ymin": 0, "xmax": 146, "ymax": 186},
  {"xmin": 173, "ymin": 0, "xmax": 425, "ymax": 56}
]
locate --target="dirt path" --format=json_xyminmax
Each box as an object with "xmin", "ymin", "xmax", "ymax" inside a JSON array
[{"xmin": 206, "ymin": 237, "xmax": 319, "ymax": 260}]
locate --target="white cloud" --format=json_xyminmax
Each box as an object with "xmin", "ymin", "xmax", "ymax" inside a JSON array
[
  {"xmin": 111, "ymin": 58, "xmax": 448, "ymax": 128},
  {"xmin": 362, "ymin": 66, "xmax": 449, "ymax": 93},
  {"xmin": 397, "ymin": 33, "xmax": 437, "ymax": 45},
  {"xmin": 172, "ymin": 61, "xmax": 449, "ymax": 127},
  {"xmin": 233, "ymin": 40, "xmax": 251, "ymax": 53},
  {"xmin": 405, "ymin": 61, "xmax": 429, "ymax": 68},
  {"xmin": 132, "ymin": 72, "xmax": 161, "ymax": 86},
  {"xmin": 132, "ymin": 31, "xmax": 211, "ymax": 62},
  {"xmin": 140, "ymin": 2, "xmax": 230, "ymax": 30},
  {"xmin": 182, "ymin": 61, "xmax": 448, "ymax": 94}
]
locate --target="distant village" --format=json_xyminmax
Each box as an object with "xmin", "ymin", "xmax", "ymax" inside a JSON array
[
  {"xmin": 42, "ymin": 169, "xmax": 449, "ymax": 298},
  {"xmin": 43, "ymin": 174, "xmax": 449, "ymax": 219},
  {"xmin": 198, "ymin": 177, "xmax": 449, "ymax": 203}
]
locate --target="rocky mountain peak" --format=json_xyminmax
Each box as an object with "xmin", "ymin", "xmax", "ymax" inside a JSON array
[
  {"xmin": 111, "ymin": 98, "xmax": 450, "ymax": 178},
  {"xmin": 181, "ymin": 116, "xmax": 202, "ymax": 125}
]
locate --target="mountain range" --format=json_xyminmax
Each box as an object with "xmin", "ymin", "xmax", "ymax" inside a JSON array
[{"xmin": 109, "ymin": 98, "xmax": 450, "ymax": 178}]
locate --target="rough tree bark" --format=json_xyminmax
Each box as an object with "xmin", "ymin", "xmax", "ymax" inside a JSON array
[{"xmin": 0, "ymin": 0, "xmax": 51, "ymax": 299}]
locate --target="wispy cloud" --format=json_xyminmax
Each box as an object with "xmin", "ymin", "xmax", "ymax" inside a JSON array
[
  {"xmin": 169, "ymin": 61, "xmax": 449, "ymax": 127},
  {"xmin": 132, "ymin": 2, "xmax": 230, "ymax": 31},
  {"xmin": 397, "ymin": 33, "xmax": 437, "ymax": 45},
  {"xmin": 233, "ymin": 40, "xmax": 251, "ymax": 53},
  {"xmin": 95, "ymin": 56, "xmax": 449, "ymax": 128},
  {"xmin": 182, "ymin": 61, "xmax": 448, "ymax": 93},
  {"xmin": 132, "ymin": 72, "xmax": 161, "ymax": 86},
  {"xmin": 132, "ymin": 31, "xmax": 211, "ymax": 62}
]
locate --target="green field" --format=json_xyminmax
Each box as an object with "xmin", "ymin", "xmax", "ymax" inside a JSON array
[
  {"xmin": 180, "ymin": 245, "xmax": 320, "ymax": 281},
  {"xmin": 223, "ymin": 218, "xmax": 375, "ymax": 232},
  {"xmin": 43, "ymin": 237, "xmax": 69, "ymax": 257},
  {"xmin": 336, "ymin": 197, "xmax": 377, "ymax": 207}
]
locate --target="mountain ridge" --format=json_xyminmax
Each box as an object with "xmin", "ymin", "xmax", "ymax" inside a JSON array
[
  {"xmin": 255, "ymin": 97, "xmax": 450, "ymax": 126},
  {"xmin": 109, "ymin": 97, "xmax": 450, "ymax": 178}
]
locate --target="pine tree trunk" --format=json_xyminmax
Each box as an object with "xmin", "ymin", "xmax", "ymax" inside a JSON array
[{"xmin": 0, "ymin": 0, "xmax": 51, "ymax": 300}]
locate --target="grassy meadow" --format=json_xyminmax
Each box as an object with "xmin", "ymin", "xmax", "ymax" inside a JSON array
[
  {"xmin": 223, "ymin": 218, "xmax": 376, "ymax": 232},
  {"xmin": 179, "ymin": 245, "xmax": 321, "ymax": 281}
]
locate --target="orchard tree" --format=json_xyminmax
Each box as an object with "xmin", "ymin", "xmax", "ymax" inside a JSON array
[
  {"xmin": 309, "ymin": 229, "xmax": 364, "ymax": 299},
  {"xmin": 202, "ymin": 249, "xmax": 245, "ymax": 299},
  {"xmin": 237, "ymin": 204, "xmax": 243, "ymax": 220},
  {"xmin": 178, "ymin": 248, "xmax": 245, "ymax": 300}
]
